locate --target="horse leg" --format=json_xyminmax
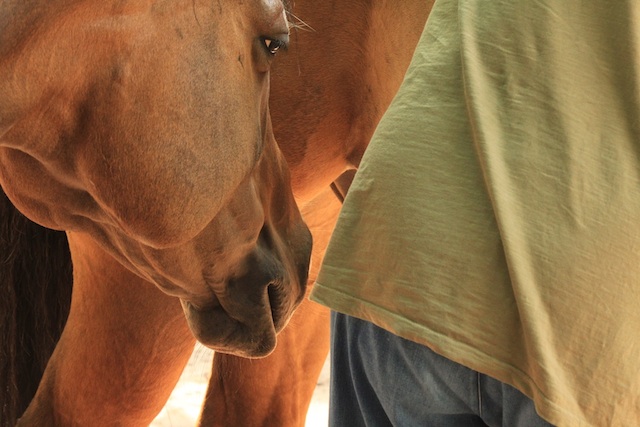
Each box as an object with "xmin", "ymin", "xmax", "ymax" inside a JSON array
[
  {"xmin": 200, "ymin": 295, "xmax": 330, "ymax": 426},
  {"xmin": 198, "ymin": 185, "xmax": 342, "ymax": 426},
  {"xmin": 18, "ymin": 231, "xmax": 196, "ymax": 426}
]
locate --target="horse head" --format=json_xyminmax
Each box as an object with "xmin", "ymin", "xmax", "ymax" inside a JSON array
[{"xmin": 0, "ymin": 0, "xmax": 311, "ymax": 357}]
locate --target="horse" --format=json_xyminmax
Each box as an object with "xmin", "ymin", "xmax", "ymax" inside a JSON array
[
  {"xmin": 0, "ymin": 0, "xmax": 312, "ymax": 425},
  {"xmin": 1, "ymin": 0, "xmax": 434, "ymax": 425}
]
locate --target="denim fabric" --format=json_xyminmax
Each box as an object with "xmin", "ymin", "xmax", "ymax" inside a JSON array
[{"xmin": 329, "ymin": 312, "xmax": 555, "ymax": 427}]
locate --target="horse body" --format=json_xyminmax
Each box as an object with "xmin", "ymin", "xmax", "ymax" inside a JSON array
[{"xmin": 1, "ymin": 0, "xmax": 312, "ymax": 424}]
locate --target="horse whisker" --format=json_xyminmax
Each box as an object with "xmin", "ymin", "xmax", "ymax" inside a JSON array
[{"xmin": 286, "ymin": 12, "xmax": 315, "ymax": 32}]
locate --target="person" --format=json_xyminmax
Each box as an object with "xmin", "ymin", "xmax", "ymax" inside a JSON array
[{"xmin": 310, "ymin": 0, "xmax": 640, "ymax": 426}]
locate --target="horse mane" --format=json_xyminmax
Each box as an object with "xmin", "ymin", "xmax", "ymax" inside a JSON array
[{"xmin": 0, "ymin": 187, "xmax": 72, "ymax": 426}]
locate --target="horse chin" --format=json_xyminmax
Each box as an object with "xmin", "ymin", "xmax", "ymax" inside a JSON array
[{"xmin": 179, "ymin": 296, "xmax": 291, "ymax": 358}]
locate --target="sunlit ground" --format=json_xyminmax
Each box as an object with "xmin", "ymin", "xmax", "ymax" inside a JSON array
[{"xmin": 151, "ymin": 345, "xmax": 330, "ymax": 427}]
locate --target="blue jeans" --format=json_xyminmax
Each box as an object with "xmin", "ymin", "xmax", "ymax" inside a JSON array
[{"xmin": 329, "ymin": 312, "xmax": 555, "ymax": 427}]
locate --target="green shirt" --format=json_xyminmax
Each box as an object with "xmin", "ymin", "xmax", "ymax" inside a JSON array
[{"xmin": 312, "ymin": 1, "xmax": 640, "ymax": 425}]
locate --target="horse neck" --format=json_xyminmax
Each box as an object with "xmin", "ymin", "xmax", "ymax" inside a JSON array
[
  {"xmin": 269, "ymin": 0, "xmax": 431, "ymax": 201},
  {"xmin": 348, "ymin": 0, "xmax": 434, "ymax": 166},
  {"xmin": 295, "ymin": 0, "xmax": 432, "ymax": 167}
]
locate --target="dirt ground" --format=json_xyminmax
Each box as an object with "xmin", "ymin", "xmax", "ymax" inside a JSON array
[{"xmin": 151, "ymin": 345, "xmax": 330, "ymax": 427}]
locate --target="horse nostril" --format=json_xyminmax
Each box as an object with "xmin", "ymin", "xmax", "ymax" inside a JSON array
[
  {"xmin": 267, "ymin": 282, "xmax": 288, "ymax": 329},
  {"xmin": 259, "ymin": 224, "xmax": 276, "ymax": 250},
  {"xmin": 267, "ymin": 284, "xmax": 277, "ymax": 318}
]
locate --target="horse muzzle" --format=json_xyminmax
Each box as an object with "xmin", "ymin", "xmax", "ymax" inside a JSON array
[{"xmin": 180, "ymin": 225, "xmax": 311, "ymax": 358}]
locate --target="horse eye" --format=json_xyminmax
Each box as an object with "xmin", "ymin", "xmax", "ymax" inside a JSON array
[{"xmin": 261, "ymin": 37, "xmax": 288, "ymax": 55}]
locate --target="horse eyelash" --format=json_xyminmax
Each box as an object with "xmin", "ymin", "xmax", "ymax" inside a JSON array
[{"xmin": 263, "ymin": 37, "xmax": 289, "ymax": 55}]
